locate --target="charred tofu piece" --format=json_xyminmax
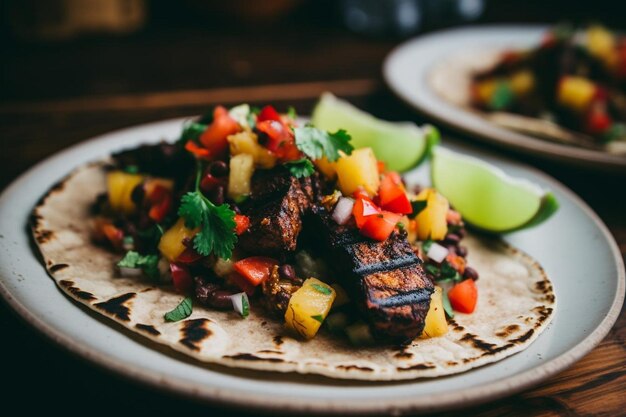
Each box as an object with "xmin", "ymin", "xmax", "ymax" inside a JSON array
[
  {"xmin": 238, "ymin": 167, "xmax": 320, "ymax": 255},
  {"xmin": 309, "ymin": 208, "xmax": 433, "ymax": 343}
]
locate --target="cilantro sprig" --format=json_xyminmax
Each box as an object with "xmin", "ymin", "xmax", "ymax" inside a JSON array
[
  {"xmin": 117, "ymin": 251, "xmax": 160, "ymax": 280},
  {"xmin": 178, "ymin": 161, "xmax": 237, "ymax": 259},
  {"xmin": 294, "ymin": 127, "xmax": 353, "ymax": 162},
  {"xmin": 164, "ymin": 297, "xmax": 193, "ymax": 322},
  {"xmin": 284, "ymin": 158, "xmax": 315, "ymax": 178}
]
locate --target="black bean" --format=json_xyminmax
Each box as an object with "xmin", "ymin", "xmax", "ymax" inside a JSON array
[
  {"xmin": 131, "ymin": 183, "xmax": 145, "ymax": 205},
  {"xmin": 463, "ymin": 266, "xmax": 479, "ymax": 281},
  {"xmin": 279, "ymin": 264, "xmax": 296, "ymax": 281},
  {"xmin": 210, "ymin": 160, "xmax": 229, "ymax": 177},
  {"xmin": 456, "ymin": 245, "xmax": 468, "ymax": 258},
  {"xmin": 444, "ymin": 233, "xmax": 460, "ymax": 244},
  {"xmin": 207, "ymin": 290, "xmax": 235, "ymax": 310},
  {"xmin": 456, "ymin": 228, "xmax": 467, "ymax": 238},
  {"xmin": 210, "ymin": 186, "xmax": 225, "ymax": 205},
  {"xmin": 160, "ymin": 143, "xmax": 177, "ymax": 158}
]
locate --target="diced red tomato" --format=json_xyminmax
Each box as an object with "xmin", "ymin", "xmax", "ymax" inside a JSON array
[
  {"xmin": 146, "ymin": 184, "xmax": 168, "ymax": 205},
  {"xmin": 170, "ymin": 263, "xmax": 193, "ymax": 293},
  {"xmin": 148, "ymin": 195, "xmax": 172, "ymax": 223},
  {"xmin": 352, "ymin": 195, "xmax": 381, "ymax": 228},
  {"xmin": 256, "ymin": 120, "xmax": 301, "ymax": 161},
  {"xmin": 446, "ymin": 209, "xmax": 462, "ymax": 225},
  {"xmin": 377, "ymin": 172, "xmax": 412, "ymax": 214},
  {"xmin": 257, "ymin": 105, "xmax": 282, "ymax": 122},
  {"xmin": 199, "ymin": 106, "xmax": 241, "ymax": 159},
  {"xmin": 234, "ymin": 214, "xmax": 250, "ymax": 235},
  {"xmin": 360, "ymin": 211, "xmax": 402, "ymax": 241},
  {"xmin": 377, "ymin": 161, "xmax": 386, "ymax": 174},
  {"xmin": 448, "ymin": 279, "xmax": 478, "ymax": 314},
  {"xmin": 101, "ymin": 223, "xmax": 124, "ymax": 250},
  {"xmin": 586, "ymin": 106, "xmax": 612, "ymax": 134},
  {"xmin": 228, "ymin": 272, "xmax": 257, "ymax": 296},
  {"xmin": 185, "ymin": 140, "xmax": 211, "ymax": 160},
  {"xmin": 176, "ymin": 246, "xmax": 203, "ymax": 264},
  {"xmin": 353, "ymin": 188, "xmax": 370, "ymax": 200},
  {"xmin": 233, "ymin": 256, "xmax": 279, "ymax": 286}
]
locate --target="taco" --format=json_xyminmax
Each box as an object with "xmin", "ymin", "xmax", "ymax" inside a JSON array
[
  {"xmin": 430, "ymin": 25, "xmax": 626, "ymax": 154},
  {"xmin": 31, "ymin": 103, "xmax": 556, "ymax": 381}
]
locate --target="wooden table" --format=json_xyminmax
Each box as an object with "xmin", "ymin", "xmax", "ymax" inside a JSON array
[{"xmin": 1, "ymin": 11, "xmax": 625, "ymax": 415}]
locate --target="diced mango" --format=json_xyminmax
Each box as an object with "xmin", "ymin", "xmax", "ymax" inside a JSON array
[
  {"xmin": 314, "ymin": 156, "xmax": 337, "ymax": 179},
  {"xmin": 285, "ymin": 278, "xmax": 336, "ymax": 339},
  {"xmin": 421, "ymin": 286, "xmax": 448, "ymax": 338},
  {"xmin": 415, "ymin": 188, "xmax": 449, "ymax": 241},
  {"xmin": 474, "ymin": 79, "xmax": 497, "ymax": 104},
  {"xmin": 144, "ymin": 178, "xmax": 174, "ymax": 196},
  {"xmin": 106, "ymin": 171, "xmax": 144, "ymax": 214},
  {"xmin": 335, "ymin": 148, "xmax": 380, "ymax": 197},
  {"xmin": 228, "ymin": 131, "xmax": 277, "ymax": 169},
  {"xmin": 587, "ymin": 25, "xmax": 617, "ymax": 69},
  {"xmin": 510, "ymin": 70, "xmax": 535, "ymax": 96},
  {"xmin": 557, "ymin": 76, "xmax": 596, "ymax": 112},
  {"xmin": 158, "ymin": 218, "xmax": 200, "ymax": 262},
  {"xmin": 228, "ymin": 153, "xmax": 255, "ymax": 200}
]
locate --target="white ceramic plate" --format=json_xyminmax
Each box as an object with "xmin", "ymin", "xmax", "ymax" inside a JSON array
[
  {"xmin": 383, "ymin": 25, "xmax": 626, "ymax": 172},
  {"xmin": 0, "ymin": 118, "xmax": 623, "ymax": 415}
]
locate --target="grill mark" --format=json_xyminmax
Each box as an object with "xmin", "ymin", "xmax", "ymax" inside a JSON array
[
  {"xmin": 35, "ymin": 229, "xmax": 53, "ymax": 243},
  {"xmin": 496, "ymin": 324, "xmax": 520, "ymax": 338},
  {"xmin": 179, "ymin": 319, "xmax": 212, "ymax": 351},
  {"xmin": 273, "ymin": 336, "xmax": 284, "ymax": 346},
  {"xmin": 49, "ymin": 263, "xmax": 69, "ymax": 273},
  {"xmin": 461, "ymin": 332, "xmax": 518, "ymax": 356},
  {"xmin": 397, "ymin": 363, "xmax": 435, "ymax": 371},
  {"xmin": 59, "ymin": 280, "xmax": 97, "ymax": 301},
  {"xmin": 370, "ymin": 288, "xmax": 433, "ymax": 308},
  {"xmin": 336, "ymin": 365, "xmax": 374, "ymax": 372},
  {"xmin": 509, "ymin": 329, "xmax": 534, "ymax": 344},
  {"xmin": 257, "ymin": 349, "xmax": 283, "ymax": 354},
  {"xmin": 94, "ymin": 293, "xmax": 136, "ymax": 321},
  {"xmin": 135, "ymin": 323, "xmax": 161, "ymax": 336},
  {"xmin": 352, "ymin": 254, "xmax": 421, "ymax": 276},
  {"xmin": 224, "ymin": 353, "xmax": 289, "ymax": 364},
  {"xmin": 394, "ymin": 351, "xmax": 413, "ymax": 359}
]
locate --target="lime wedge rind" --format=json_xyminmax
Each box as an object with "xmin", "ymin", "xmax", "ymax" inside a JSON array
[{"xmin": 431, "ymin": 146, "xmax": 558, "ymax": 233}]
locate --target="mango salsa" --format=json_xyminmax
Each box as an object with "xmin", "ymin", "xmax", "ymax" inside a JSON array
[
  {"xmin": 227, "ymin": 153, "xmax": 255, "ymax": 200},
  {"xmin": 421, "ymin": 286, "xmax": 448, "ymax": 338},
  {"xmin": 314, "ymin": 156, "xmax": 337, "ymax": 179},
  {"xmin": 106, "ymin": 171, "xmax": 144, "ymax": 214},
  {"xmin": 335, "ymin": 147, "xmax": 380, "ymax": 197},
  {"xmin": 285, "ymin": 278, "xmax": 336, "ymax": 339},
  {"xmin": 228, "ymin": 131, "xmax": 277, "ymax": 169},
  {"xmin": 557, "ymin": 76, "xmax": 596, "ymax": 112},
  {"xmin": 415, "ymin": 188, "xmax": 449, "ymax": 241},
  {"xmin": 158, "ymin": 218, "xmax": 200, "ymax": 261}
]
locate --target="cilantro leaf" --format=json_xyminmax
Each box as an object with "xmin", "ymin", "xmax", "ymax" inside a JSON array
[
  {"xmin": 409, "ymin": 200, "xmax": 427, "ymax": 218},
  {"xmin": 123, "ymin": 165, "xmax": 139, "ymax": 174},
  {"xmin": 287, "ymin": 106, "xmax": 297, "ymax": 120},
  {"xmin": 440, "ymin": 261, "xmax": 457, "ymax": 278},
  {"xmin": 311, "ymin": 283, "xmax": 332, "ymax": 295},
  {"xmin": 284, "ymin": 158, "xmax": 315, "ymax": 178},
  {"xmin": 178, "ymin": 192, "xmax": 206, "ymax": 229},
  {"xmin": 164, "ymin": 297, "xmax": 193, "ymax": 322},
  {"xmin": 294, "ymin": 127, "xmax": 353, "ymax": 162},
  {"xmin": 117, "ymin": 251, "xmax": 160, "ymax": 280},
  {"xmin": 441, "ymin": 289, "xmax": 455, "ymax": 319},
  {"xmin": 311, "ymin": 314, "xmax": 324, "ymax": 323},
  {"xmin": 422, "ymin": 239, "xmax": 434, "ymax": 253},
  {"xmin": 177, "ymin": 121, "xmax": 207, "ymax": 146}
]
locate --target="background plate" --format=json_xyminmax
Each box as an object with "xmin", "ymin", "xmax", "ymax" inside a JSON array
[
  {"xmin": 383, "ymin": 25, "xmax": 626, "ymax": 172},
  {"xmin": 0, "ymin": 118, "xmax": 623, "ymax": 415}
]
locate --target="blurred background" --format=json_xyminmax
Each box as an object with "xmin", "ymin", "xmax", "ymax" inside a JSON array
[{"xmin": 1, "ymin": 1, "xmax": 625, "ymax": 416}]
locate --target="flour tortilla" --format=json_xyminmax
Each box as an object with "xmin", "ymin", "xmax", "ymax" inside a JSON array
[
  {"xmin": 429, "ymin": 49, "xmax": 617, "ymax": 151},
  {"xmin": 31, "ymin": 162, "xmax": 556, "ymax": 381}
]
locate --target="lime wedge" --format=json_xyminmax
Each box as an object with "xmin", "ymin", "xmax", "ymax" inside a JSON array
[
  {"xmin": 431, "ymin": 147, "xmax": 558, "ymax": 232},
  {"xmin": 311, "ymin": 93, "xmax": 439, "ymax": 171}
]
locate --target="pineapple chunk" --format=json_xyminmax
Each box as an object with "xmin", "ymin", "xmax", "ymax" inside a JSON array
[
  {"xmin": 314, "ymin": 156, "xmax": 337, "ymax": 179},
  {"xmin": 285, "ymin": 278, "xmax": 336, "ymax": 339},
  {"xmin": 474, "ymin": 79, "xmax": 497, "ymax": 104},
  {"xmin": 587, "ymin": 26, "xmax": 617, "ymax": 68},
  {"xmin": 557, "ymin": 76, "xmax": 596, "ymax": 112},
  {"xmin": 510, "ymin": 70, "xmax": 535, "ymax": 96},
  {"xmin": 228, "ymin": 131, "xmax": 277, "ymax": 169},
  {"xmin": 228, "ymin": 153, "xmax": 255, "ymax": 200},
  {"xmin": 106, "ymin": 171, "xmax": 144, "ymax": 214},
  {"xmin": 415, "ymin": 188, "xmax": 449, "ymax": 241},
  {"xmin": 422, "ymin": 286, "xmax": 448, "ymax": 338},
  {"xmin": 335, "ymin": 148, "xmax": 380, "ymax": 197},
  {"xmin": 158, "ymin": 218, "xmax": 200, "ymax": 262}
]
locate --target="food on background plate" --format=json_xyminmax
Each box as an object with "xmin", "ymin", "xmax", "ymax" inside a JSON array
[
  {"xmin": 31, "ymin": 97, "xmax": 556, "ymax": 380},
  {"xmin": 431, "ymin": 25, "xmax": 626, "ymax": 154}
]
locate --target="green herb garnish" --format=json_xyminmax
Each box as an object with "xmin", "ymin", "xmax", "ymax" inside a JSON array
[
  {"xmin": 287, "ymin": 106, "xmax": 297, "ymax": 120},
  {"xmin": 117, "ymin": 251, "xmax": 159, "ymax": 280},
  {"xmin": 311, "ymin": 314, "xmax": 324, "ymax": 323},
  {"xmin": 442, "ymin": 289, "xmax": 455, "ymax": 319},
  {"xmin": 284, "ymin": 158, "xmax": 315, "ymax": 178},
  {"xmin": 440, "ymin": 261, "xmax": 457, "ymax": 278},
  {"xmin": 424, "ymin": 263, "xmax": 440, "ymax": 277},
  {"xmin": 422, "ymin": 239, "xmax": 434, "ymax": 252},
  {"xmin": 123, "ymin": 165, "xmax": 139, "ymax": 174},
  {"xmin": 241, "ymin": 293, "xmax": 250, "ymax": 318},
  {"xmin": 177, "ymin": 121, "xmax": 207, "ymax": 146},
  {"xmin": 164, "ymin": 297, "xmax": 193, "ymax": 322},
  {"xmin": 311, "ymin": 283, "xmax": 332, "ymax": 295},
  {"xmin": 409, "ymin": 200, "xmax": 427, "ymax": 218},
  {"xmin": 489, "ymin": 82, "xmax": 514, "ymax": 110},
  {"xmin": 294, "ymin": 127, "xmax": 353, "ymax": 162}
]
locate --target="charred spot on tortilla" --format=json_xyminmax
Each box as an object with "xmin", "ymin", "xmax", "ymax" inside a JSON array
[
  {"xmin": 224, "ymin": 353, "xmax": 289, "ymax": 364},
  {"xmin": 535, "ymin": 280, "xmax": 554, "ymax": 293},
  {"xmin": 257, "ymin": 349, "xmax": 284, "ymax": 355},
  {"xmin": 94, "ymin": 293, "xmax": 136, "ymax": 321},
  {"xmin": 447, "ymin": 361, "xmax": 458, "ymax": 366},
  {"xmin": 509, "ymin": 329, "xmax": 534, "ymax": 344},
  {"xmin": 59, "ymin": 280, "xmax": 97, "ymax": 301},
  {"xmin": 496, "ymin": 324, "xmax": 521, "ymax": 338},
  {"xmin": 394, "ymin": 351, "xmax": 414, "ymax": 359},
  {"xmin": 273, "ymin": 335, "xmax": 284, "ymax": 346},
  {"xmin": 179, "ymin": 318, "xmax": 212, "ymax": 351},
  {"xmin": 460, "ymin": 333, "xmax": 514, "ymax": 356},
  {"xmin": 135, "ymin": 323, "xmax": 161, "ymax": 336},
  {"xmin": 35, "ymin": 229, "xmax": 54, "ymax": 244},
  {"xmin": 397, "ymin": 363, "xmax": 435, "ymax": 371},
  {"xmin": 49, "ymin": 263, "xmax": 69, "ymax": 273},
  {"xmin": 533, "ymin": 306, "xmax": 554, "ymax": 328},
  {"xmin": 337, "ymin": 365, "xmax": 374, "ymax": 372},
  {"xmin": 140, "ymin": 287, "xmax": 155, "ymax": 293},
  {"xmin": 29, "ymin": 211, "xmax": 43, "ymax": 229}
]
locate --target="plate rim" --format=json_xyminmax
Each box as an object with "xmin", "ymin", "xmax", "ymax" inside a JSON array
[
  {"xmin": 383, "ymin": 24, "xmax": 626, "ymax": 171},
  {"xmin": 0, "ymin": 117, "xmax": 623, "ymax": 415}
]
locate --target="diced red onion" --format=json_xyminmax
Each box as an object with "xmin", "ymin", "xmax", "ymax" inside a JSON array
[
  {"xmin": 230, "ymin": 292, "xmax": 250, "ymax": 317},
  {"xmin": 119, "ymin": 267, "xmax": 142, "ymax": 277},
  {"xmin": 332, "ymin": 197, "xmax": 354, "ymax": 225},
  {"xmin": 427, "ymin": 242, "xmax": 449, "ymax": 263}
]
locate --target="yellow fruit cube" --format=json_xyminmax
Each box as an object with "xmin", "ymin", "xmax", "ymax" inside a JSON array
[
  {"xmin": 557, "ymin": 76, "xmax": 596, "ymax": 112},
  {"xmin": 421, "ymin": 286, "xmax": 448, "ymax": 338},
  {"xmin": 227, "ymin": 153, "xmax": 255, "ymax": 200},
  {"xmin": 158, "ymin": 218, "xmax": 200, "ymax": 262},
  {"xmin": 415, "ymin": 188, "xmax": 449, "ymax": 241},
  {"xmin": 510, "ymin": 70, "xmax": 535, "ymax": 96},
  {"xmin": 314, "ymin": 156, "xmax": 337, "ymax": 179},
  {"xmin": 228, "ymin": 131, "xmax": 277, "ymax": 169},
  {"xmin": 106, "ymin": 171, "xmax": 144, "ymax": 214},
  {"xmin": 335, "ymin": 148, "xmax": 380, "ymax": 197},
  {"xmin": 285, "ymin": 278, "xmax": 336, "ymax": 339}
]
